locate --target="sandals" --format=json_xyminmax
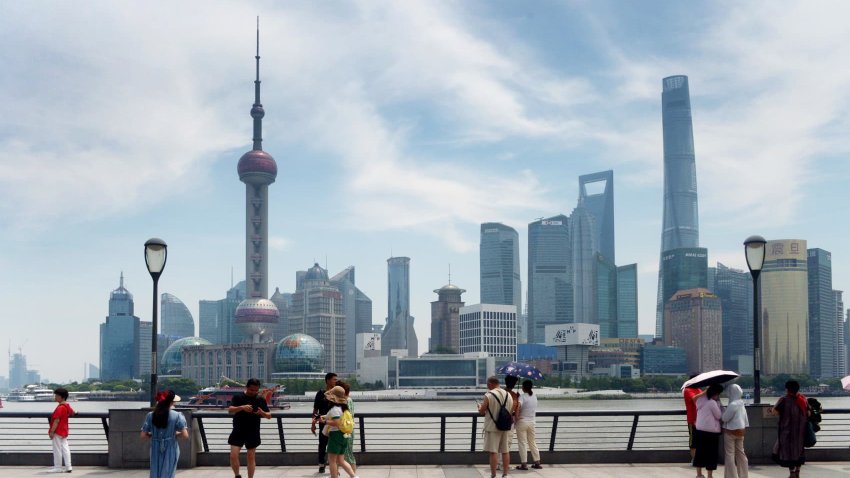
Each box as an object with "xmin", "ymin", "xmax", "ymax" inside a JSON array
[
  {"xmin": 531, "ymin": 463, "xmax": 543, "ymax": 469},
  {"xmin": 515, "ymin": 464, "xmax": 529, "ymax": 470}
]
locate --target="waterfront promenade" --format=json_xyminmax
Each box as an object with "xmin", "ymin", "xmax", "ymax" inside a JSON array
[{"xmin": 2, "ymin": 463, "xmax": 850, "ymax": 477}]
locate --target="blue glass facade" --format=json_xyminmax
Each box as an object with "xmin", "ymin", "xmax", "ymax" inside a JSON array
[
  {"xmin": 713, "ymin": 263, "xmax": 753, "ymax": 371},
  {"xmin": 480, "ymin": 223, "xmax": 522, "ymax": 315},
  {"xmin": 616, "ymin": 264, "xmax": 638, "ymax": 338},
  {"xmin": 570, "ymin": 207, "xmax": 596, "ymax": 324},
  {"xmin": 579, "ymin": 170, "xmax": 615, "ymax": 265},
  {"xmin": 161, "ymin": 293, "xmax": 195, "ymax": 339},
  {"xmin": 807, "ymin": 248, "xmax": 834, "ymax": 378},
  {"xmin": 100, "ymin": 274, "xmax": 141, "ymax": 380},
  {"xmin": 596, "ymin": 254, "xmax": 618, "ymax": 339},
  {"xmin": 527, "ymin": 215, "xmax": 571, "ymax": 344},
  {"xmin": 658, "ymin": 247, "xmax": 708, "ymax": 341},
  {"xmin": 382, "ymin": 257, "xmax": 417, "ymax": 357},
  {"xmin": 641, "ymin": 345, "xmax": 687, "ymax": 375}
]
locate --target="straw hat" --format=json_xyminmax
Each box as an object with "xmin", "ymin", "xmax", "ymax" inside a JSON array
[{"xmin": 325, "ymin": 386, "xmax": 347, "ymax": 404}]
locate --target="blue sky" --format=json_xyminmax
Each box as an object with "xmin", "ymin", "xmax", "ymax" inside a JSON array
[{"xmin": 2, "ymin": 1, "xmax": 849, "ymax": 383}]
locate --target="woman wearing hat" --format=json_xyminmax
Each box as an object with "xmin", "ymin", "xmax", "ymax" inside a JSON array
[
  {"xmin": 320, "ymin": 386, "xmax": 359, "ymax": 478},
  {"xmin": 141, "ymin": 390, "xmax": 189, "ymax": 478}
]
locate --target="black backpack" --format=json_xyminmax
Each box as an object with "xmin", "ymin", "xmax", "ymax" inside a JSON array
[
  {"xmin": 807, "ymin": 397, "xmax": 823, "ymax": 432},
  {"xmin": 487, "ymin": 391, "xmax": 512, "ymax": 431}
]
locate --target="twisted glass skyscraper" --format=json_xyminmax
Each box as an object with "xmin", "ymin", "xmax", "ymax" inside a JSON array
[{"xmin": 656, "ymin": 75, "xmax": 702, "ymax": 338}]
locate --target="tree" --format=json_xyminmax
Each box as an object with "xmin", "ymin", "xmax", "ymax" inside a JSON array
[{"xmin": 157, "ymin": 378, "xmax": 200, "ymax": 397}]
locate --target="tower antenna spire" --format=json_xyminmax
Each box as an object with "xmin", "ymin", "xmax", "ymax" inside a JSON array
[{"xmin": 251, "ymin": 16, "xmax": 265, "ymax": 151}]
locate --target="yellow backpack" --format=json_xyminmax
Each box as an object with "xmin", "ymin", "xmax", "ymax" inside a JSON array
[{"xmin": 339, "ymin": 409, "xmax": 354, "ymax": 435}]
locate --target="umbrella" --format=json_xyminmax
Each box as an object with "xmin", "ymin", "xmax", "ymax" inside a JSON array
[
  {"xmin": 680, "ymin": 370, "xmax": 740, "ymax": 391},
  {"xmin": 841, "ymin": 375, "xmax": 850, "ymax": 391},
  {"xmin": 497, "ymin": 362, "xmax": 544, "ymax": 380}
]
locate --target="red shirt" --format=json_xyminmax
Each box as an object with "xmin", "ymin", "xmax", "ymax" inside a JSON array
[
  {"xmin": 683, "ymin": 388, "xmax": 700, "ymax": 424},
  {"xmin": 50, "ymin": 402, "xmax": 74, "ymax": 437}
]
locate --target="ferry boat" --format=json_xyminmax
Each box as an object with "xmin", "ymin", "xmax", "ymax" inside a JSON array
[
  {"xmin": 186, "ymin": 384, "xmax": 290, "ymax": 409},
  {"xmin": 5, "ymin": 389, "xmax": 36, "ymax": 402}
]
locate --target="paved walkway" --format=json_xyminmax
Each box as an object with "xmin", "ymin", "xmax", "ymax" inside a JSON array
[{"xmin": 2, "ymin": 464, "xmax": 850, "ymax": 478}]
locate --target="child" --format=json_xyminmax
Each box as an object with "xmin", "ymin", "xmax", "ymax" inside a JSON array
[
  {"xmin": 48, "ymin": 387, "xmax": 75, "ymax": 473},
  {"xmin": 321, "ymin": 386, "xmax": 358, "ymax": 478}
]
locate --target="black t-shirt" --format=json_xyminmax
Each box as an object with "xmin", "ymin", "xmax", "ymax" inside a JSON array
[
  {"xmin": 313, "ymin": 388, "xmax": 332, "ymax": 419},
  {"xmin": 231, "ymin": 393, "xmax": 270, "ymax": 433}
]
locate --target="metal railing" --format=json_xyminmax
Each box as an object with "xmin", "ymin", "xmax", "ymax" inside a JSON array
[{"xmin": 2, "ymin": 408, "xmax": 849, "ymax": 455}]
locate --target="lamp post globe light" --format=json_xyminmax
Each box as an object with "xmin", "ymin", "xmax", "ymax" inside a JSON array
[
  {"xmin": 144, "ymin": 238, "xmax": 167, "ymax": 406},
  {"xmin": 744, "ymin": 235, "xmax": 767, "ymax": 404}
]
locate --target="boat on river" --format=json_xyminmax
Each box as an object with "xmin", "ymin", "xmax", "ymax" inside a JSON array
[
  {"xmin": 5, "ymin": 385, "xmax": 53, "ymax": 402},
  {"xmin": 185, "ymin": 384, "xmax": 290, "ymax": 409}
]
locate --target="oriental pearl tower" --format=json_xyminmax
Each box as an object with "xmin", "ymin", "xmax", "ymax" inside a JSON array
[{"xmin": 234, "ymin": 21, "xmax": 280, "ymax": 343}]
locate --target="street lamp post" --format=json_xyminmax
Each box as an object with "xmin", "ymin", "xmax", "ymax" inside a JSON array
[
  {"xmin": 744, "ymin": 235, "xmax": 767, "ymax": 404},
  {"xmin": 144, "ymin": 238, "xmax": 168, "ymax": 407}
]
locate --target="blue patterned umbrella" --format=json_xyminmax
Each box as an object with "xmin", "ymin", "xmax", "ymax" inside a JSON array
[{"xmin": 497, "ymin": 361, "xmax": 544, "ymax": 380}]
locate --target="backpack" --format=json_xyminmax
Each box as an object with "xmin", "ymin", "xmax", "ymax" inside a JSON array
[
  {"xmin": 807, "ymin": 397, "xmax": 823, "ymax": 432},
  {"xmin": 487, "ymin": 391, "xmax": 512, "ymax": 431},
  {"xmin": 339, "ymin": 409, "xmax": 355, "ymax": 435}
]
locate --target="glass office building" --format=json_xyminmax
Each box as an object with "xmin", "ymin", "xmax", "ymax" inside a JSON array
[
  {"xmin": 161, "ymin": 293, "xmax": 195, "ymax": 339},
  {"xmin": 658, "ymin": 247, "xmax": 708, "ymax": 342},
  {"xmin": 596, "ymin": 254, "xmax": 618, "ymax": 339},
  {"xmin": 100, "ymin": 274, "xmax": 141, "ymax": 380},
  {"xmin": 396, "ymin": 355, "xmax": 494, "ymax": 388},
  {"xmin": 579, "ymin": 170, "xmax": 615, "ymax": 264},
  {"xmin": 713, "ymin": 263, "xmax": 753, "ymax": 371},
  {"xmin": 382, "ymin": 257, "xmax": 417, "ymax": 358},
  {"xmin": 480, "ymin": 223, "xmax": 522, "ymax": 316},
  {"xmin": 527, "ymin": 215, "xmax": 571, "ymax": 344},
  {"xmin": 807, "ymin": 248, "xmax": 834, "ymax": 378},
  {"xmin": 616, "ymin": 264, "xmax": 638, "ymax": 338}
]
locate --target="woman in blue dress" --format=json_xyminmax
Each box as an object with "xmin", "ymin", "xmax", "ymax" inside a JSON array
[{"xmin": 141, "ymin": 390, "xmax": 189, "ymax": 478}]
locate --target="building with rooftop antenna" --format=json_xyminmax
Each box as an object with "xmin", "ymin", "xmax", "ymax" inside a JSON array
[
  {"xmin": 100, "ymin": 273, "xmax": 141, "ymax": 380},
  {"xmin": 234, "ymin": 19, "xmax": 280, "ymax": 343}
]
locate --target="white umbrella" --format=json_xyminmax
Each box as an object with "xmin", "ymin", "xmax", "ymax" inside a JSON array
[
  {"xmin": 681, "ymin": 370, "xmax": 740, "ymax": 391},
  {"xmin": 841, "ymin": 375, "xmax": 850, "ymax": 391}
]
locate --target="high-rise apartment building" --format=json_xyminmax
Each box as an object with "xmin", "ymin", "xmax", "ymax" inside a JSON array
[
  {"xmin": 480, "ymin": 223, "xmax": 522, "ymax": 315},
  {"xmin": 656, "ymin": 75, "xmax": 701, "ymax": 338},
  {"xmin": 430, "ymin": 283, "xmax": 466, "ymax": 354},
  {"xmin": 762, "ymin": 239, "xmax": 808, "ymax": 375},
  {"xmin": 527, "ymin": 215, "xmax": 571, "ymax": 343},
  {"xmin": 161, "ymin": 293, "xmax": 195, "ymax": 339},
  {"xmin": 459, "ymin": 304, "xmax": 517, "ymax": 362},
  {"xmin": 99, "ymin": 274, "xmax": 141, "ymax": 380},
  {"xmin": 289, "ymin": 264, "xmax": 347, "ymax": 372},
  {"xmin": 138, "ymin": 321, "xmax": 152, "ymax": 377},
  {"xmin": 578, "ymin": 170, "xmax": 615, "ymax": 264},
  {"xmin": 381, "ymin": 257, "xmax": 418, "ymax": 358},
  {"xmin": 616, "ymin": 264, "xmax": 638, "ymax": 338},
  {"xmin": 835, "ymin": 290, "xmax": 846, "ymax": 377},
  {"xmin": 713, "ymin": 263, "xmax": 753, "ymax": 371},
  {"xmin": 807, "ymin": 248, "xmax": 834, "ymax": 378},
  {"xmin": 664, "ymin": 288, "xmax": 722, "ymax": 374}
]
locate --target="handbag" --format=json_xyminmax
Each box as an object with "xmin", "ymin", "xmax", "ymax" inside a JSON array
[{"xmin": 803, "ymin": 421, "xmax": 817, "ymax": 448}]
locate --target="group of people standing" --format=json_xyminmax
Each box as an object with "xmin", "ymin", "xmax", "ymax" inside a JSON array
[
  {"xmin": 686, "ymin": 379, "xmax": 814, "ymax": 478},
  {"xmin": 477, "ymin": 375, "xmax": 543, "ymax": 478},
  {"xmin": 311, "ymin": 372, "xmax": 359, "ymax": 478}
]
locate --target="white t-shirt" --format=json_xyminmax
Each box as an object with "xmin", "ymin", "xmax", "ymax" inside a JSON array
[
  {"xmin": 518, "ymin": 393, "xmax": 538, "ymax": 422},
  {"xmin": 326, "ymin": 405, "xmax": 342, "ymax": 432}
]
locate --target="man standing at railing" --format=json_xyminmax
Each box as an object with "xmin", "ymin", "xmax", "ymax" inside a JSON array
[
  {"xmin": 478, "ymin": 376, "xmax": 513, "ymax": 478},
  {"xmin": 227, "ymin": 378, "xmax": 271, "ymax": 478},
  {"xmin": 47, "ymin": 387, "xmax": 75, "ymax": 474},
  {"xmin": 312, "ymin": 372, "xmax": 338, "ymax": 474}
]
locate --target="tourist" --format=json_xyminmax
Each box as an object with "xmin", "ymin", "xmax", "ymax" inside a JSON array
[
  {"xmin": 320, "ymin": 386, "xmax": 359, "ymax": 478},
  {"xmin": 47, "ymin": 387, "xmax": 76, "ymax": 474},
  {"xmin": 478, "ymin": 375, "xmax": 513, "ymax": 478},
  {"xmin": 140, "ymin": 390, "xmax": 189, "ymax": 478},
  {"xmin": 683, "ymin": 376, "xmax": 702, "ymax": 467},
  {"xmin": 692, "ymin": 384, "xmax": 724, "ymax": 478},
  {"xmin": 721, "ymin": 384, "xmax": 749, "ymax": 478},
  {"xmin": 227, "ymin": 378, "xmax": 272, "ymax": 478},
  {"xmin": 312, "ymin": 372, "xmax": 337, "ymax": 474},
  {"xmin": 515, "ymin": 380, "xmax": 541, "ymax": 470},
  {"xmin": 770, "ymin": 380, "xmax": 808, "ymax": 478},
  {"xmin": 338, "ymin": 381, "xmax": 357, "ymax": 472}
]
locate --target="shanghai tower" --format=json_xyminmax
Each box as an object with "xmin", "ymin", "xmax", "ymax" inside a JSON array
[
  {"xmin": 656, "ymin": 75, "xmax": 702, "ymax": 338},
  {"xmin": 234, "ymin": 22, "xmax": 280, "ymax": 342}
]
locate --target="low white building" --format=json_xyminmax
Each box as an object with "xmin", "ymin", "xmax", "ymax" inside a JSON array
[{"xmin": 459, "ymin": 304, "xmax": 517, "ymax": 362}]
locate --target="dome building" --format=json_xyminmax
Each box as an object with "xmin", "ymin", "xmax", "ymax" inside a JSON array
[
  {"xmin": 272, "ymin": 334, "xmax": 326, "ymax": 380},
  {"xmin": 160, "ymin": 337, "xmax": 212, "ymax": 375}
]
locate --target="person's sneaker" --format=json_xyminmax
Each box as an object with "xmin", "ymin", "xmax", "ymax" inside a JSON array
[
  {"xmin": 318, "ymin": 465, "xmax": 325, "ymax": 474},
  {"xmin": 235, "ymin": 475, "xmax": 242, "ymax": 478},
  {"xmin": 47, "ymin": 470, "xmax": 64, "ymax": 475},
  {"xmin": 65, "ymin": 470, "xmax": 73, "ymax": 473},
  {"xmin": 531, "ymin": 463, "xmax": 543, "ymax": 469}
]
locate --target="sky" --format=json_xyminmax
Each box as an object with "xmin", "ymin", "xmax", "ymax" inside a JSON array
[{"xmin": 2, "ymin": 1, "xmax": 850, "ymax": 383}]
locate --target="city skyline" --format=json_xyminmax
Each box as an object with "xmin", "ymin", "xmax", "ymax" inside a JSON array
[{"xmin": 2, "ymin": 1, "xmax": 850, "ymax": 382}]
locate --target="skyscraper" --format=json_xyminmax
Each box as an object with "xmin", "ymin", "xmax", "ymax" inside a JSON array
[
  {"xmin": 656, "ymin": 75, "xmax": 701, "ymax": 338},
  {"xmin": 616, "ymin": 264, "xmax": 638, "ymax": 338},
  {"xmin": 161, "ymin": 293, "xmax": 195, "ymax": 339},
  {"xmin": 99, "ymin": 273, "xmax": 140, "ymax": 380},
  {"xmin": 834, "ymin": 290, "xmax": 846, "ymax": 377},
  {"xmin": 527, "ymin": 215, "xmax": 571, "ymax": 344},
  {"xmin": 658, "ymin": 247, "xmax": 708, "ymax": 341},
  {"xmin": 8, "ymin": 352, "xmax": 28, "ymax": 389},
  {"xmin": 459, "ymin": 304, "xmax": 517, "ymax": 362},
  {"xmin": 270, "ymin": 287, "xmax": 293, "ymax": 340},
  {"xmin": 596, "ymin": 254, "xmax": 618, "ymax": 338},
  {"xmin": 198, "ymin": 299, "xmax": 220, "ymax": 344},
  {"xmin": 578, "ymin": 170, "xmax": 615, "ymax": 264},
  {"xmin": 234, "ymin": 24, "xmax": 279, "ymax": 343},
  {"xmin": 762, "ymin": 239, "xmax": 808, "ymax": 375},
  {"xmin": 289, "ymin": 263, "xmax": 347, "ymax": 372},
  {"xmin": 382, "ymin": 257, "xmax": 418, "ymax": 357},
  {"xmin": 569, "ymin": 207, "xmax": 596, "ymax": 324},
  {"xmin": 480, "ymin": 223, "xmax": 522, "ymax": 315},
  {"xmin": 331, "ymin": 266, "xmax": 373, "ymax": 371},
  {"xmin": 664, "ymin": 288, "xmax": 722, "ymax": 374},
  {"xmin": 430, "ymin": 283, "xmax": 466, "ymax": 354},
  {"xmin": 807, "ymin": 248, "xmax": 834, "ymax": 378},
  {"xmin": 713, "ymin": 263, "xmax": 753, "ymax": 371}
]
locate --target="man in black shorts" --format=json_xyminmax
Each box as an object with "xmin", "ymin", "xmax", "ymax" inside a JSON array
[
  {"xmin": 228, "ymin": 378, "xmax": 271, "ymax": 478},
  {"xmin": 311, "ymin": 372, "xmax": 337, "ymax": 474}
]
